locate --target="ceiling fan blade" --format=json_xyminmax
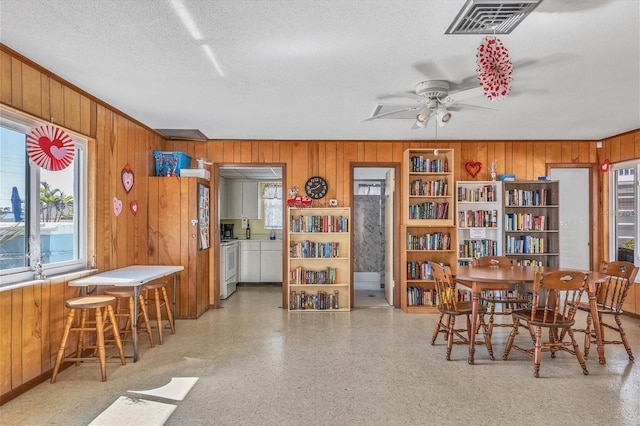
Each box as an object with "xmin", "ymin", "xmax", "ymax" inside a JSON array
[
  {"xmin": 378, "ymin": 91, "xmax": 424, "ymax": 102},
  {"xmin": 450, "ymin": 102, "xmax": 499, "ymax": 112},
  {"xmin": 446, "ymin": 86, "xmax": 484, "ymax": 103},
  {"xmin": 363, "ymin": 105, "xmax": 421, "ymax": 121}
]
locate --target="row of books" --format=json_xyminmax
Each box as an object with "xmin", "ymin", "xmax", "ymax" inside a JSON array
[
  {"xmin": 406, "ymin": 287, "xmax": 473, "ymax": 306},
  {"xmin": 504, "ymin": 213, "xmax": 546, "ymax": 231},
  {"xmin": 457, "ymin": 184, "xmax": 497, "ymax": 202},
  {"xmin": 290, "ymin": 240, "xmax": 340, "ymax": 259},
  {"xmin": 505, "ymin": 235, "xmax": 545, "ymax": 254},
  {"xmin": 406, "ymin": 261, "xmax": 433, "ymax": 280},
  {"xmin": 409, "ymin": 156, "xmax": 449, "ymax": 173},
  {"xmin": 289, "ymin": 290, "xmax": 340, "ymax": 310},
  {"xmin": 505, "ymin": 188, "xmax": 552, "ymax": 206},
  {"xmin": 289, "ymin": 266, "xmax": 338, "ymax": 284},
  {"xmin": 406, "ymin": 231, "xmax": 452, "ymax": 250},
  {"xmin": 409, "ymin": 178, "xmax": 448, "ymax": 196},
  {"xmin": 458, "ymin": 239, "xmax": 498, "ymax": 259},
  {"xmin": 457, "ymin": 209, "xmax": 499, "ymax": 228},
  {"xmin": 408, "ymin": 202, "xmax": 449, "ymax": 220},
  {"xmin": 484, "ymin": 290, "xmax": 534, "ymax": 310},
  {"xmin": 289, "ymin": 215, "xmax": 349, "ymax": 233}
]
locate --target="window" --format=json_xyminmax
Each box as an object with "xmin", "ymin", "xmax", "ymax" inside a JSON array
[
  {"xmin": 610, "ymin": 159, "xmax": 639, "ymax": 271},
  {"xmin": 0, "ymin": 108, "xmax": 87, "ymax": 285},
  {"xmin": 262, "ymin": 183, "xmax": 282, "ymax": 229}
]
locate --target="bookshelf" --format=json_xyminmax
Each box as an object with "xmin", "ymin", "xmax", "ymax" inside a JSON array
[
  {"xmin": 456, "ymin": 181, "xmax": 503, "ymax": 266},
  {"xmin": 287, "ymin": 207, "xmax": 351, "ymax": 311},
  {"xmin": 503, "ymin": 180, "xmax": 559, "ymax": 267},
  {"xmin": 401, "ymin": 148, "xmax": 456, "ymax": 313}
]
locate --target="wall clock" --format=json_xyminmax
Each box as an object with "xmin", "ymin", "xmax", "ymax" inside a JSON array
[{"xmin": 305, "ymin": 176, "xmax": 328, "ymax": 199}]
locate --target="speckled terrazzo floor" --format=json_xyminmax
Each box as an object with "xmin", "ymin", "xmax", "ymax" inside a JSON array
[{"xmin": 2, "ymin": 285, "xmax": 639, "ymax": 426}]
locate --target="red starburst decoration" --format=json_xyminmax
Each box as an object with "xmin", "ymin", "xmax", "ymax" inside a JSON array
[
  {"xmin": 26, "ymin": 125, "xmax": 75, "ymax": 171},
  {"xmin": 476, "ymin": 36, "xmax": 513, "ymax": 101}
]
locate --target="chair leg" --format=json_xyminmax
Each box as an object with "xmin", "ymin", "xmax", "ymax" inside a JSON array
[
  {"xmin": 478, "ymin": 314, "xmax": 494, "ymax": 360},
  {"xmin": 105, "ymin": 305, "xmax": 127, "ymax": 366},
  {"xmin": 615, "ymin": 315, "xmax": 634, "ymax": 361},
  {"xmin": 94, "ymin": 307, "xmax": 107, "ymax": 382},
  {"xmin": 567, "ymin": 329, "xmax": 589, "ymax": 375},
  {"xmin": 51, "ymin": 308, "xmax": 76, "ymax": 383},
  {"xmin": 152, "ymin": 288, "xmax": 164, "ymax": 344},
  {"xmin": 431, "ymin": 313, "xmax": 444, "ymax": 345},
  {"xmin": 160, "ymin": 286, "xmax": 175, "ymax": 335},
  {"xmin": 446, "ymin": 316, "xmax": 455, "ymax": 361},
  {"xmin": 138, "ymin": 294, "xmax": 155, "ymax": 347},
  {"xmin": 533, "ymin": 326, "xmax": 543, "ymax": 378},
  {"xmin": 502, "ymin": 321, "xmax": 518, "ymax": 360},
  {"xmin": 75, "ymin": 308, "xmax": 88, "ymax": 365},
  {"xmin": 584, "ymin": 312, "xmax": 593, "ymax": 359}
]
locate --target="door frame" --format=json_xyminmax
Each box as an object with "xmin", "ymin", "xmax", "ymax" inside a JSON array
[
  {"xmin": 350, "ymin": 162, "xmax": 401, "ymax": 308},
  {"xmin": 547, "ymin": 163, "xmax": 599, "ymax": 270}
]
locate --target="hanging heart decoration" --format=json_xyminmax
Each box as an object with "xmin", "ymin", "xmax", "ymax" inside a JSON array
[
  {"xmin": 113, "ymin": 197, "xmax": 123, "ymax": 216},
  {"xmin": 130, "ymin": 200, "xmax": 138, "ymax": 216},
  {"xmin": 476, "ymin": 36, "xmax": 513, "ymax": 101},
  {"xmin": 599, "ymin": 159, "xmax": 610, "ymax": 172},
  {"xmin": 465, "ymin": 161, "xmax": 483, "ymax": 178},
  {"xmin": 121, "ymin": 163, "xmax": 135, "ymax": 193},
  {"xmin": 26, "ymin": 125, "xmax": 75, "ymax": 171}
]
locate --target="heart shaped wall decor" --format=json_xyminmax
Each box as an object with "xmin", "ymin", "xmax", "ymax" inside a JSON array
[
  {"xmin": 113, "ymin": 197, "xmax": 123, "ymax": 216},
  {"xmin": 26, "ymin": 125, "xmax": 75, "ymax": 171},
  {"xmin": 121, "ymin": 163, "xmax": 135, "ymax": 193},
  {"xmin": 465, "ymin": 161, "xmax": 482, "ymax": 178},
  {"xmin": 130, "ymin": 200, "xmax": 138, "ymax": 216},
  {"xmin": 599, "ymin": 159, "xmax": 610, "ymax": 172}
]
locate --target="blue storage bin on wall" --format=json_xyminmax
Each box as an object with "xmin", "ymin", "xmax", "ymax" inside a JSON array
[{"xmin": 154, "ymin": 151, "xmax": 192, "ymax": 176}]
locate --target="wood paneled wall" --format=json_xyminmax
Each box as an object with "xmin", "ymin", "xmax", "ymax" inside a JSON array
[
  {"xmin": 1, "ymin": 44, "xmax": 638, "ymax": 403},
  {"xmin": 0, "ymin": 45, "xmax": 163, "ymax": 403}
]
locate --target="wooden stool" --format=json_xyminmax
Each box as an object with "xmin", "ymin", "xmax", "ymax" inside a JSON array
[
  {"xmin": 104, "ymin": 287, "xmax": 155, "ymax": 348},
  {"xmin": 51, "ymin": 296, "xmax": 126, "ymax": 383},
  {"xmin": 143, "ymin": 282, "xmax": 175, "ymax": 344}
]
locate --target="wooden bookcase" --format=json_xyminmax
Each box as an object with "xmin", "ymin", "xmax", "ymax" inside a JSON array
[
  {"xmin": 503, "ymin": 180, "xmax": 560, "ymax": 267},
  {"xmin": 401, "ymin": 148, "xmax": 456, "ymax": 313},
  {"xmin": 456, "ymin": 181, "xmax": 503, "ymax": 266},
  {"xmin": 287, "ymin": 207, "xmax": 351, "ymax": 311}
]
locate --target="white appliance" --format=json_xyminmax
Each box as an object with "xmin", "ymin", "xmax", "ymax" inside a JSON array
[{"xmin": 220, "ymin": 241, "xmax": 238, "ymax": 299}]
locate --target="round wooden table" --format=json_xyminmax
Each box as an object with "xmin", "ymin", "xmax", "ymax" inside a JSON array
[{"xmin": 453, "ymin": 265, "xmax": 609, "ymax": 365}]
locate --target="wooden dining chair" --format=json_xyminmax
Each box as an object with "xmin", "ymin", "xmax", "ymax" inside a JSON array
[
  {"xmin": 575, "ymin": 261, "xmax": 638, "ymax": 361},
  {"xmin": 429, "ymin": 261, "xmax": 494, "ymax": 361},
  {"xmin": 502, "ymin": 270, "xmax": 589, "ymax": 378},
  {"xmin": 472, "ymin": 256, "xmax": 528, "ymax": 338}
]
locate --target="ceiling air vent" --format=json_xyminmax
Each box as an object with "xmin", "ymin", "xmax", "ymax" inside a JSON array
[
  {"xmin": 445, "ymin": 0, "xmax": 543, "ymax": 35},
  {"xmin": 154, "ymin": 129, "xmax": 208, "ymax": 141}
]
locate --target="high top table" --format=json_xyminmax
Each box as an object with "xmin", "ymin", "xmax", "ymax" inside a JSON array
[
  {"xmin": 453, "ymin": 265, "xmax": 609, "ymax": 365},
  {"xmin": 69, "ymin": 265, "xmax": 184, "ymax": 362}
]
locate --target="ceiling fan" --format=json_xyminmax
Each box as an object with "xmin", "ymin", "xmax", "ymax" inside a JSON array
[{"xmin": 364, "ymin": 79, "xmax": 495, "ymax": 129}]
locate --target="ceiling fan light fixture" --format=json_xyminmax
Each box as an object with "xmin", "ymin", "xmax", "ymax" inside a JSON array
[
  {"xmin": 437, "ymin": 107, "xmax": 452, "ymax": 127},
  {"xmin": 416, "ymin": 107, "xmax": 433, "ymax": 127}
]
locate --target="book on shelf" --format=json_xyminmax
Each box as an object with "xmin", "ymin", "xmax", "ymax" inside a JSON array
[
  {"xmin": 457, "ymin": 184, "xmax": 497, "ymax": 202},
  {"xmin": 290, "ymin": 290, "xmax": 340, "ymax": 310},
  {"xmin": 457, "ymin": 209, "xmax": 499, "ymax": 228},
  {"xmin": 408, "ymin": 202, "xmax": 449, "ymax": 220},
  {"xmin": 504, "ymin": 213, "xmax": 546, "ymax": 231},
  {"xmin": 290, "ymin": 240, "xmax": 340, "ymax": 258},
  {"xmin": 289, "ymin": 266, "xmax": 338, "ymax": 284},
  {"xmin": 410, "ymin": 178, "xmax": 448, "ymax": 196},
  {"xmin": 458, "ymin": 239, "xmax": 498, "ymax": 258},
  {"xmin": 409, "ymin": 156, "xmax": 449, "ymax": 173},
  {"xmin": 406, "ymin": 231, "xmax": 452, "ymax": 251},
  {"xmin": 505, "ymin": 235, "xmax": 545, "ymax": 254},
  {"xmin": 406, "ymin": 261, "xmax": 433, "ymax": 280},
  {"xmin": 289, "ymin": 214, "xmax": 349, "ymax": 233},
  {"xmin": 505, "ymin": 188, "xmax": 552, "ymax": 206}
]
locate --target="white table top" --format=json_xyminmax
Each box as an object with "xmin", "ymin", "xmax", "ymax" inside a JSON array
[{"xmin": 69, "ymin": 265, "xmax": 184, "ymax": 287}]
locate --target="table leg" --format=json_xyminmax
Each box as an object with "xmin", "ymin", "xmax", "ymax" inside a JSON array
[
  {"xmin": 132, "ymin": 286, "xmax": 139, "ymax": 362},
  {"xmin": 588, "ymin": 284, "xmax": 606, "ymax": 365},
  {"xmin": 469, "ymin": 288, "xmax": 479, "ymax": 365},
  {"xmin": 172, "ymin": 272, "xmax": 177, "ymax": 329}
]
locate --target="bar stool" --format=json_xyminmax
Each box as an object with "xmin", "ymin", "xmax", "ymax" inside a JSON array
[
  {"xmin": 104, "ymin": 286, "xmax": 155, "ymax": 348},
  {"xmin": 143, "ymin": 281, "xmax": 175, "ymax": 344},
  {"xmin": 51, "ymin": 295, "xmax": 126, "ymax": 383}
]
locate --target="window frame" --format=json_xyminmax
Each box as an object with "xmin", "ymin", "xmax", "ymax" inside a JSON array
[
  {"xmin": 609, "ymin": 158, "xmax": 640, "ymax": 273},
  {"xmin": 0, "ymin": 107, "xmax": 88, "ymax": 286}
]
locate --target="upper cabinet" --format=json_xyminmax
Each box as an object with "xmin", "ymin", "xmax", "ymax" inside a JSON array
[{"xmin": 223, "ymin": 180, "xmax": 260, "ymax": 220}]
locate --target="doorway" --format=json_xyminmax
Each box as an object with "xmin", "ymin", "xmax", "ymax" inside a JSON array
[
  {"xmin": 352, "ymin": 166, "xmax": 398, "ymax": 308},
  {"xmin": 549, "ymin": 165, "xmax": 595, "ymax": 270}
]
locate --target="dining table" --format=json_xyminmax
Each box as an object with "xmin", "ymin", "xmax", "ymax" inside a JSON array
[
  {"xmin": 68, "ymin": 265, "xmax": 184, "ymax": 362},
  {"xmin": 453, "ymin": 265, "xmax": 610, "ymax": 365}
]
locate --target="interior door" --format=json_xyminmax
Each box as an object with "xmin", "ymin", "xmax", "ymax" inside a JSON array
[
  {"xmin": 384, "ymin": 168, "xmax": 395, "ymax": 304},
  {"xmin": 549, "ymin": 168, "xmax": 590, "ymax": 270}
]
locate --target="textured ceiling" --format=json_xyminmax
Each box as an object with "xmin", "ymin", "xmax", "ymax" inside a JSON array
[{"xmin": 1, "ymin": 0, "xmax": 638, "ymax": 141}]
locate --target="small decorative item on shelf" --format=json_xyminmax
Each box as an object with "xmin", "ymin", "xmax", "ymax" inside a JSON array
[
  {"xmin": 490, "ymin": 159, "xmax": 497, "ymax": 181},
  {"xmin": 286, "ymin": 187, "xmax": 313, "ymax": 207},
  {"xmin": 499, "ymin": 174, "xmax": 516, "ymax": 181}
]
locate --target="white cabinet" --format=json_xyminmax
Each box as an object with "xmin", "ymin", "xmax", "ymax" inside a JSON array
[
  {"xmin": 239, "ymin": 240, "xmax": 283, "ymax": 283},
  {"xmin": 226, "ymin": 181, "xmax": 260, "ymax": 219},
  {"xmin": 219, "ymin": 176, "xmax": 228, "ymax": 219},
  {"xmin": 239, "ymin": 241, "xmax": 261, "ymax": 282},
  {"xmin": 260, "ymin": 241, "xmax": 283, "ymax": 283}
]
